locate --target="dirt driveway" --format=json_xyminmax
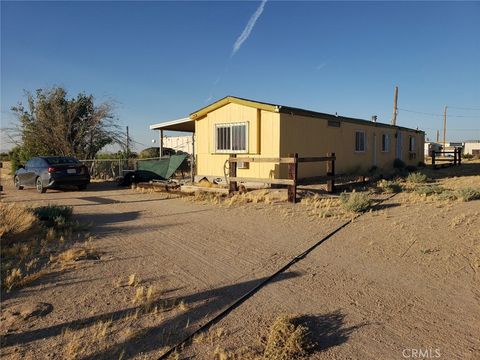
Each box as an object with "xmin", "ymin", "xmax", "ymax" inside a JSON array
[{"xmin": 1, "ymin": 174, "xmax": 479, "ymax": 359}]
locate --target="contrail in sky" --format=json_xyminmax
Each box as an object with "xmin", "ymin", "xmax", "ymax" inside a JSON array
[
  {"xmin": 206, "ymin": 1, "xmax": 267, "ymax": 102},
  {"xmin": 231, "ymin": 0, "xmax": 267, "ymax": 56}
]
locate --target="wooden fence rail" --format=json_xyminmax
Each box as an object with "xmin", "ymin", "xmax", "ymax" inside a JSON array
[
  {"xmin": 431, "ymin": 147, "xmax": 462, "ymax": 169},
  {"xmin": 229, "ymin": 153, "xmax": 336, "ymax": 203}
]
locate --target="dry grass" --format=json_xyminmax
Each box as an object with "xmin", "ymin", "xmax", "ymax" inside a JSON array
[
  {"xmin": 128, "ymin": 273, "xmax": 139, "ymax": 287},
  {"xmin": 177, "ymin": 300, "xmax": 189, "ymax": 312},
  {"xmin": 262, "ymin": 315, "xmax": 310, "ymax": 360},
  {"xmin": 189, "ymin": 188, "xmax": 287, "ymax": 207},
  {"xmin": 3, "ymin": 268, "xmax": 23, "ymax": 290},
  {"xmin": 301, "ymin": 194, "xmax": 348, "ymax": 218},
  {"xmin": 377, "ymin": 179, "xmax": 402, "ymax": 194},
  {"xmin": 1, "ymin": 202, "xmax": 92, "ymax": 291},
  {"xmin": 0, "ymin": 202, "xmax": 38, "ymax": 244},
  {"xmin": 50, "ymin": 240, "xmax": 98, "ymax": 265},
  {"xmin": 191, "ymin": 191, "xmax": 224, "ymax": 204},
  {"xmin": 455, "ymin": 187, "xmax": 480, "ymax": 202},
  {"xmin": 406, "ymin": 172, "xmax": 428, "ymax": 184},
  {"xmin": 62, "ymin": 327, "xmax": 83, "ymax": 360},
  {"xmin": 339, "ymin": 191, "xmax": 371, "ymax": 213},
  {"xmin": 211, "ymin": 315, "xmax": 312, "ymax": 360}
]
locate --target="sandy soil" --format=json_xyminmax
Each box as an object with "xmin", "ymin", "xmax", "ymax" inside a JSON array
[{"xmin": 1, "ymin": 162, "xmax": 479, "ymax": 359}]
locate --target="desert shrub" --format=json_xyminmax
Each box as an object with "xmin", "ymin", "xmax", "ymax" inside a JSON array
[
  {"xmin": 377, "ymin": 180, "xmax": 402, "ymax": 194},
  {"xmin": 262, "ymin": 315, "xmax": 311, "ymax": 360},
  {"xmin": 455, "ymin": 188, "xmax": 480, "ymax": 202},
  {"xmin": 415, "ymin": 185, "xmax": 444, "ymax": 196},
  {"xmin": 406, "ymin": 172, "xmax": 427, "ymax": 184},
  {"xmin": 436, "ymin": 191, "xmax": 457, "ymax": 201},
  {"xmin": 34, "ymin": 205, "xmax": 73, "ymax": 228},
  {"xmin": 339, "ymin": 191, "xmax": 371, "ymax": 213},
  {"xmin": 1, "ymin": 203, "xmax": 90, "ymax": 291},
  {"xmin": 462, "ymin": 153, "xmax": 474, "ymax": 160},
  {"xmin": 405, "ymin": 165, "xmax": 417, "ymax": 172},
  {"xmin": 393, "ymin": 158, "xmax": 406, "ymax": 169},
  {"xmin": 0, "ymin": 202, "xmax": 38, "ymax": 244}
]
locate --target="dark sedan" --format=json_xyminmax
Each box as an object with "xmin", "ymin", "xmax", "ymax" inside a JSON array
[{"xmin": 14, "ymin": 156, "xmax": 90, "ymax": 193}]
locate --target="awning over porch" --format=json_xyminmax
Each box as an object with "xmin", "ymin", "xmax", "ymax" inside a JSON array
[{"xmin": 149, "ymin": 117, "xmax": 195, "ymax": 132}]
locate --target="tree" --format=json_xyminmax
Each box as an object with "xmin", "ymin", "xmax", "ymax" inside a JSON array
[{"xmin": 10, "ymin": 87, "xmax": 124, "ymax": 165}]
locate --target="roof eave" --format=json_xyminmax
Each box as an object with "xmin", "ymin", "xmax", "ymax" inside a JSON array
[{"xmin": 190, "ymin": 96, "xmax": 278, "ymax": 119}]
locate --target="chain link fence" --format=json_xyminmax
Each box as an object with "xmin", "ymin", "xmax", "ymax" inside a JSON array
[
  {"xmin": 80, "ymin": 156, "xmax": 192, "ymax": 180},
  {"xmin": 79, "ymin": 159, "xmax": 133, "ymax": 180}
]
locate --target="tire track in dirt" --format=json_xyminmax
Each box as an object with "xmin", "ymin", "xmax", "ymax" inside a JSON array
[{"xmin": 157, "ymin": 194, "xmax": 398, "ymax": 359}]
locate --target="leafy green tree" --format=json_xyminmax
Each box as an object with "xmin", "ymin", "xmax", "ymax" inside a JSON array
[{"xmin": 11, "ymin": 87, "xmax": 124, "ymax": 163}]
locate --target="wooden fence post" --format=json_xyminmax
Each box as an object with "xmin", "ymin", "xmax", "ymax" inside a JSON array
[
  {"xmin": 457, "ymin": 148, "xmax": 462, "ymax": 166},
  {"xmin": 431, "ymin": 150, "xmax": 436, "ymax": 168},
  {"xmin": 229, "ymin": 154, "xmax": 237, "ymax": 194},
  {"xmin": 287, "ymin": 153, "xmax": 298, "ymax": 203},
  {"xmin": 327, "ymin": 152, "xmax": 335, "ymax": 193},
  {"xmin": 454, "ymin": 148, "xmax": 458, "ymax": 166}
]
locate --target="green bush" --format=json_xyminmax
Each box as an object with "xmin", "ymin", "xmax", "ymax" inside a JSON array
[
  {"xmin": 33, "ymin": 205, "xmax": 73, "ymax": 228},
  {"xmin": 9, "ymin": 146, "xmax": 31, "ymax": 173},
  {"xmin": 406, "ymin": 172, "xmax": 428, "ymax": 184},
  {"xmin": 378, "ymin": 180, "xmax": 402, "ymax": 194},
  {"xmin": 339, "ymin": 191, "xmax": 371, "ymax": 213},
  {"xmin": 455, "ymin": 188, "xmax": 480, "ymax": 202},
  {"xmin": 436, "ymin": 191, "xmax": 457, "ymax": 201},
  {"xmin": 415, "ymin": 185, "xmax": 444, "ymax": 196}
]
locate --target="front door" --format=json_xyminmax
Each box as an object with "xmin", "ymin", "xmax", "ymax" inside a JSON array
[{"xmin": 396, "ymin": 132, "xmax": 403, "ymax": 160}]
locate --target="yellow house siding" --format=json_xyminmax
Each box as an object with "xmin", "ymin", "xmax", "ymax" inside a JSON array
[
  {"xmin": 194, "ymin": 99, "xmax": 424, "ymax": 181},
  {"xmin": 195, "ymin": 103, "xmax": 281, "ymax": 179},
  {"xmin": 280, "ymin": 113, "xmax": 424, "ymax": 178}
]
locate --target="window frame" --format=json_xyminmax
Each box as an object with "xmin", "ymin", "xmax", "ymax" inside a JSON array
[
  {"xmin": 409, "ymin": 135, "xmax": 416, "ymax": 152},
  {"xmin": 381, "ymin": 133, "xmax": 390, "ymax": 153},
  {"xmin": 354, "ymin": 130, "xmax": 366, "ymax": 153},
  {"xmin": 214, "ymin": 122, "xmax": 249, "ymax": 154}
]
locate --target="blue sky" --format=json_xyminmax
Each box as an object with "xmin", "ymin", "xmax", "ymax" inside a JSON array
[{"xmin": 1, "ymin": 1, "xmax": 479, "ymax": 152}]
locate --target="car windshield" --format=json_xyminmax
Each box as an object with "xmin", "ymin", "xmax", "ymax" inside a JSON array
[{"xmin": 44, "ymin": 157, "xmax": 79, "ymax": 165}]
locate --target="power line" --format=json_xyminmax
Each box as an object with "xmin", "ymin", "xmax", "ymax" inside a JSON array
[
  {"xmin": 448, "ymin": 105, "xmax": 480, "ymax": 111},
  {"xmin": 422, "ymin": 127, "xmax": 480, "ymax": 131},
  {"xmin": 398, "ymin": 108, "xmax": 480, "ymax": 119}
]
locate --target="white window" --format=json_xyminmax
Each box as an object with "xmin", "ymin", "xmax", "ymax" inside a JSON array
[
  {"xmin": 355, "ymin": 131, "xmax": 366, "ymax": 152},
  {"xmin": 381, "ymin": 134, "xmax": 390, "ymax": 152},
  {"xmin": 409, "ymin": 136, "xmax": 415, "ymax": 152},
  {"xmin": 215, "ymin": 123, "xmax": 248, "ymax": 153}
]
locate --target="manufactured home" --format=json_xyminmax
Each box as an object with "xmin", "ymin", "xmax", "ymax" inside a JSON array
[{"xmin": 150, "ymin": 96, "xmax": 425, "ymax": 183}]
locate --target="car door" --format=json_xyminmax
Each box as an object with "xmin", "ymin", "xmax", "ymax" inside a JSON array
[
  {"xmin": 24, "ymin": 159, "xmax": 37, "ymax": 186},
  {"xmin": 18, "ymin": 160, "xmax": 32, "ymax": 186}
]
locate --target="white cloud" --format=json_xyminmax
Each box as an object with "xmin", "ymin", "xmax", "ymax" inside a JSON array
[{"xmin": 232, "ymin": 0, "xmax": 267, "ymax": 56}]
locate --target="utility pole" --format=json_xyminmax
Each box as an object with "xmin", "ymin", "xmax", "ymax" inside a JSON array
[
  {"xmin": 126, "ymin": 126, "xmax": 130, "ymax": 158},
  {"xmin": 436, "ymin": 129, "xmax": 439, "ymax": 143},
  {"xmin": 443, "ymin": 106, "xmax": 447, "ymax": 149},
  {"xmin": 391, "ymin": 86, "xmax": 398, "ymax": 125}
]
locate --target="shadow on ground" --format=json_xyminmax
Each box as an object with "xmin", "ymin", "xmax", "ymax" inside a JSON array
[
  {"xmin": 295, "ymin": 310, "xmax": 367, "ymax": 353},
  {"xmin": 2, "ymin": 272, "xmax": 300, "ymax": 359},
  {"xmin": 422, "ymin": 162, "xmax": 480, "ymax": 179}
]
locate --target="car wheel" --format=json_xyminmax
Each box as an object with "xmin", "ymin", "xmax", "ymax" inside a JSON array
[
  {"xmin": 14, "ymin": 176, "xmax": 24, "ymax": 190},
  {"xmin": 77, "ymin": 184, "xmax": 87, "ymax": 191},
  {"xmin": 36, "ymin": 177, "xmax": 46, "ymax": 193}
]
